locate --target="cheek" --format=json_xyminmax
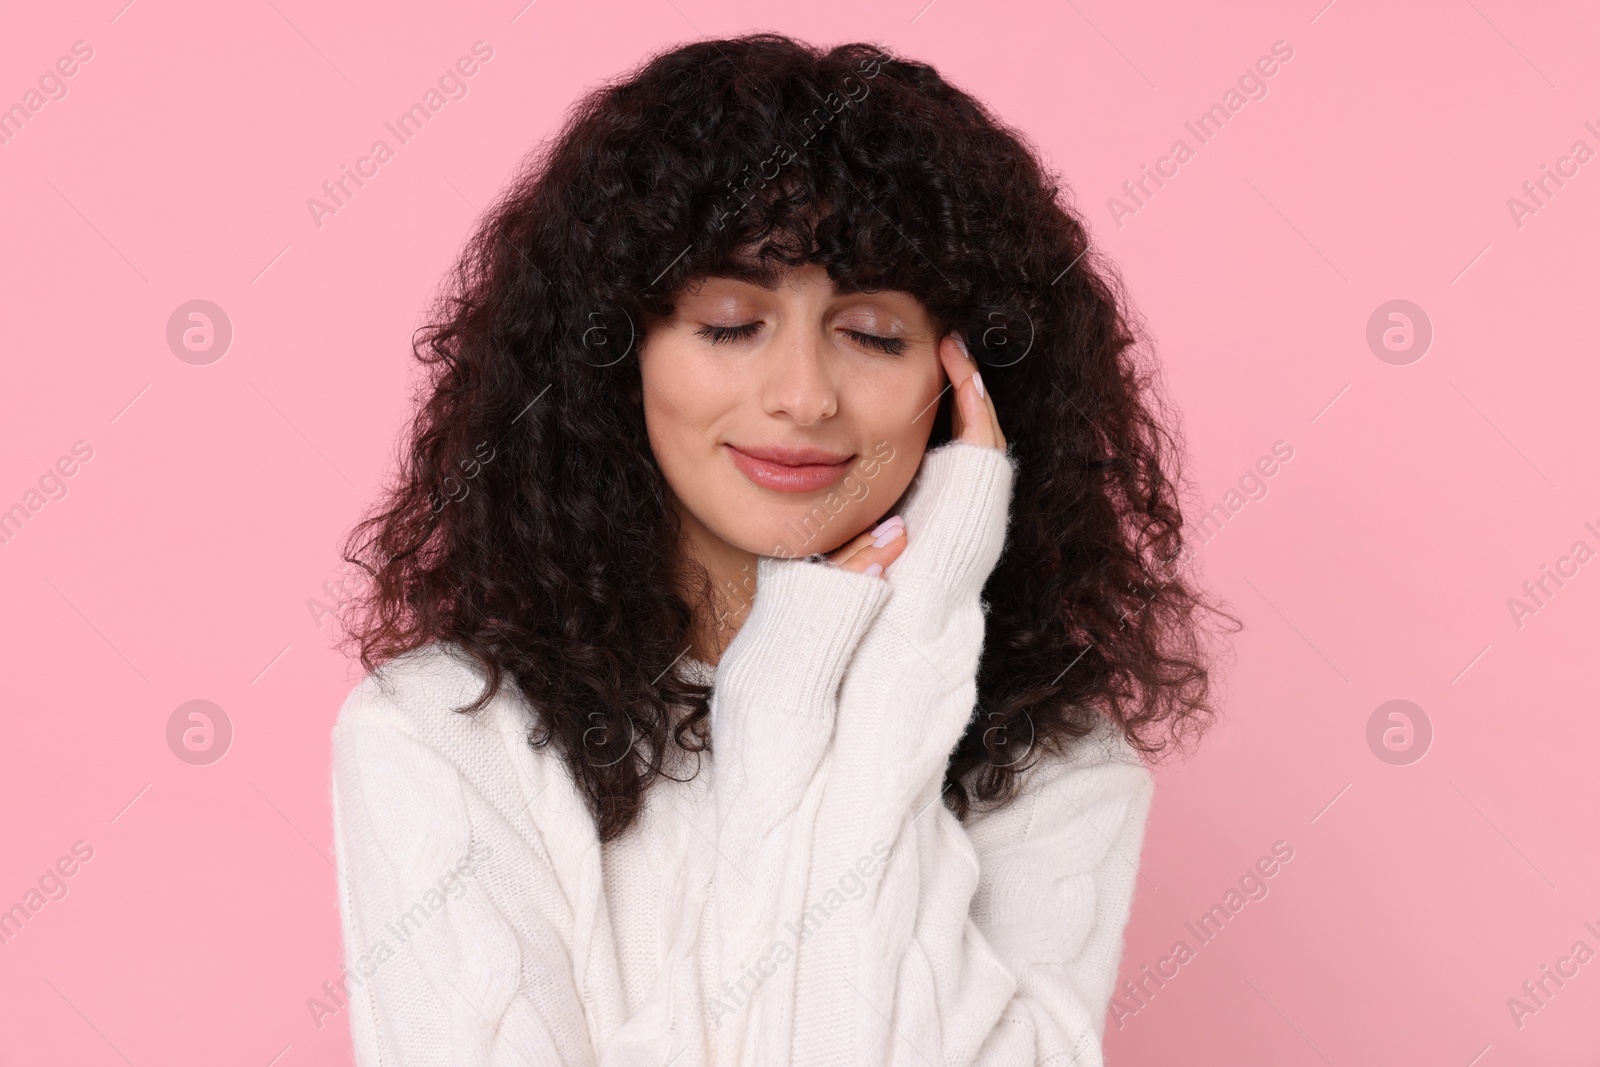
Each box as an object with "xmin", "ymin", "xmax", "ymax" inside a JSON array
[
  {"xmin": 638, "ymin": 340, "xmax": 750, "ymax": 537},
  {"xmin": 852, "ymin": 362, "xmax": 942, "ymax": 449},
  {"xmin": 838, "ymin": 363, "xmax": 941, "ymax": 505},
  {"xmin": 639, "ymin": 338, "xmax": 716, "ymax": 454},
  {"xmin": 637, "ymin": 355, "xmax": 684, "ymax": 487}
]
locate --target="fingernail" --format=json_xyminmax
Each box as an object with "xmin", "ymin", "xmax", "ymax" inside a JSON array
[
  {"xmin": 870, "ymin": 515, "xmax": 904, "ymax": 539},
  {"xmin": 972, "ymin": 371, "xmax": 985, "ymax": 400},
  {"xmin": 871, "ymin": 522, "xmax": 906, "ymax": 549},
  {"xmin": 864, "ymin": 562, "xmax": 883, "ymax": 578},
  {"xmin": 952, "ymin": 333, "xmax": 971, "ymax": 359}
]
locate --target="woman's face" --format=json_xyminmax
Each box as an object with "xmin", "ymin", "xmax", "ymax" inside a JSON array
[{"xmin": 639, "ymin": 261, "xmax": 945, "ymax": 561}]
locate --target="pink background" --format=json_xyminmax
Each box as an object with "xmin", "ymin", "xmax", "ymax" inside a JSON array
[{"xmin": 2, "ymin": 0, "xmax": 1596, "ymax": 1063}]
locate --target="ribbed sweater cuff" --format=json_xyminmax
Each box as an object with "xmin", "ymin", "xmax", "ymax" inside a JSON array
[
  {"xmin": 886, "ymin": 438, "xmax": 1018, "ymax": 599},
  {"xmin": 714, "ymin": 553, "xmax": 892, "ymax": 719}
]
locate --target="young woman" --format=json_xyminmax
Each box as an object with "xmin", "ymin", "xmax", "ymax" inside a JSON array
[{"xmin": 328, "ymin": 32, "xmax": 1233, "ymax": 1067}]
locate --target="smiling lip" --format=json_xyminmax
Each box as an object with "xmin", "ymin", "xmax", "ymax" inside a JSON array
[{"xmin": 724, "ymin": 443, "xmax": 856, "ymax": 493}]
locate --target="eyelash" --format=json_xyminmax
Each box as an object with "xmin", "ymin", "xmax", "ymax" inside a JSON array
[
  {"xmin": 695, "ymin": 322, "xmax": 908, "ymax": 356},
  {"xmin": 696, "ymin": 323, "xmax": 761, "ymax": 346},
  {"xmin": 848, "ymin": 331, "xmax": 909, "ymax": 355}
]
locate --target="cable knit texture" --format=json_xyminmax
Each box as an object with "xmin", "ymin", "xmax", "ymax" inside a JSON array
[{"xmin": 329, "ymin": 437, "xmax": 1156, "ymax": 1066}]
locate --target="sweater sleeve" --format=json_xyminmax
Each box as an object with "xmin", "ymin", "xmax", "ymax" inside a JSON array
[
  {"xmin": 698, "ymin": 552, "xmax": 894, "ymax": 1063},
  {"xmin": 330, "ymin": 692, "xmax": 599, "ymax": 1067},
  {"xmin": 777, "ymin": 438, "xmax": 1158, "ymax": 1066}
]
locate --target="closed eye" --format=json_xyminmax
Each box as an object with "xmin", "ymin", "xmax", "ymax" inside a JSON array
[
  {"xmin": 696, "ymin": 322, "xmax": 762, "ymax": 345},
  {"xmin": 694, "ymin": 322, "xmax": 908, "ymax": 356},
  {"xmin": 843, "ymin": 330, "xmax": 907, "ymax": 355}
]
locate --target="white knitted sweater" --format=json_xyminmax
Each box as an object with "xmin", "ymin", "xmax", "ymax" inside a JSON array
[{"xmin": 329, "ymin": 439, "xmax": 1156, "ymax": 1066}]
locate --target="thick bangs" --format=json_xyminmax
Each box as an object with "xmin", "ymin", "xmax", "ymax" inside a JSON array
[{"xmin": 604, "ymin": 45, "xmax": 975, "ymax": 333}]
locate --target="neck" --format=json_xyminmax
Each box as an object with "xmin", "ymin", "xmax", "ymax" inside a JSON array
[{"xmin": 673, "ymin": 505, "xmax": 761, "ymax": 666}]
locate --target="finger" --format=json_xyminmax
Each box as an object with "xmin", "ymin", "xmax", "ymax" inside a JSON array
[
  {"xmin": 939, "ymin": 334, "xmax": 974, "ymax": 442},
  {"xmin": 828, "ymin": 529, "xmax": 873, "ymax": 568},
  {"xmin": 846, "ymin": 525, "xmax": 907, "ymax": 576},
  {"xmin": 982, "ymin": 374, "xmax": 1006, "ymax": 450},
  {"xmin": 828, "ymin": 515, "xmax": 907, "ymax": 574},
  {"xmin": 938, "ymin": 332, "xmax": 971, "ymax": 393},
  {"xmin": 967, "ymin": 343, "xmax": 1005, "ymax": 449},
  {"xmin": 962, "ymin": 373, "xmax": 994, "ymax": 448},
  {"xmin": 941, "ymin": 334, "xmax": 1000, "ymax": 449},
  {"xmin": 940, "ymin": 334, "xmax": 1004, "ymax": 451},
  {"xmin": 939, "ymin": 335, "xmax": 966, "ymax": 442},
  {"xmin": 827, "ymin": 527, "xmax": 876, "ymax": 567}
]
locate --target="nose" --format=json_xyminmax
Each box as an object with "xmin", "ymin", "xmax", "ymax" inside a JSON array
[{"xmin": 763, "ymin": 323, "xmax": 838, "ymax": 425}]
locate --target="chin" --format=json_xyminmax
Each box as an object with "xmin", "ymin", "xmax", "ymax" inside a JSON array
[{"xmin": 744, "ymin": 504, "xmax": 864, "ymax": 559}]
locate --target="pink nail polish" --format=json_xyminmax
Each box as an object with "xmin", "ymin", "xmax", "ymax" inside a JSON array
[
  {"xmin": 870, "ymin": 515, "xmax": 904, "ymax": 539},
  {"xmin": 871, "ymin": 523, "xmax": 905, "ymax": 548},
  {"xmin": 864, "ymin": 562, "xmax": 883, "ymax": 578},
  {"xmin": 972, "ymin": 371, "xmax": 985, "ymax": 400}
]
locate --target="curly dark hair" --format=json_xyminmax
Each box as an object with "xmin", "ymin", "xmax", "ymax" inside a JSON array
[{"xmin": 336, "ymin": 32, "xmax": 1240, "ymax": 843}]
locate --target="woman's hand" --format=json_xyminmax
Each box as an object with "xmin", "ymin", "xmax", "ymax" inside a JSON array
[
  {"xmin": 827, "ymin": 513, "xmax": 909, "ymax": 579},
  {"xmin": 941, "ymin": 330, "xmax": 1006, "ymax": 453},
  {"xmin": 829, "ymin": 332, "xmax": 1006, "ymax": 578}
]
